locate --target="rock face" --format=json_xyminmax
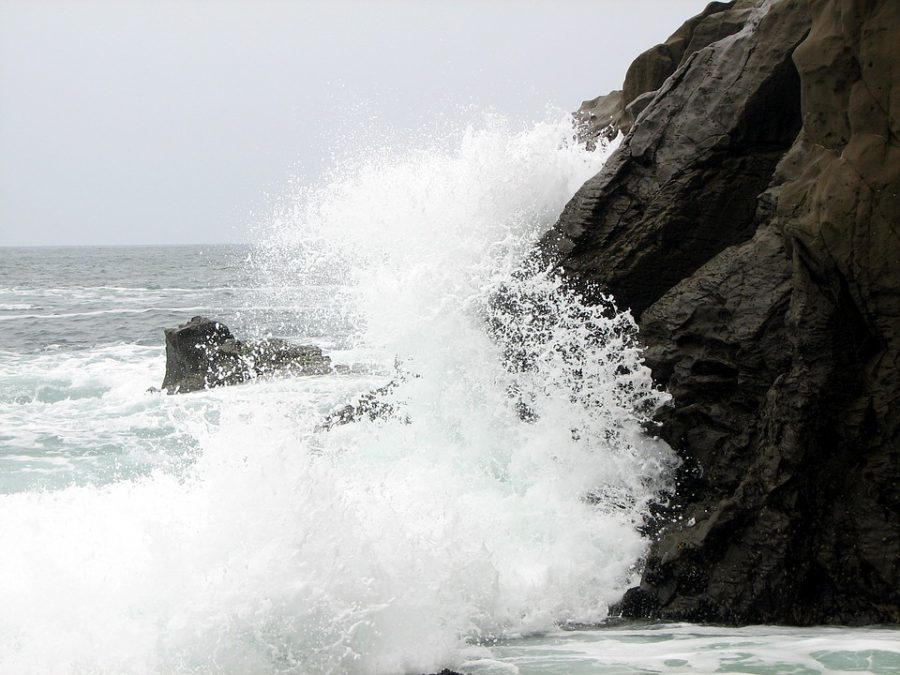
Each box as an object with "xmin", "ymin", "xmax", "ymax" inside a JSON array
[
  {"xmin": 162, "ymin": 316, "xmax": 331, "ymax": 394},
  {"xmin": 545, "ymin": 0, "xmax": 899, "ymax": 624},
  {"xmin": 573, "ymin": 0, "xmax": 752, "ymax": 141}
]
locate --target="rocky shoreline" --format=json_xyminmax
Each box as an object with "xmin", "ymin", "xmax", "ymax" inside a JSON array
[
  {"xmin": 546, "ymin": 0, "xmax": 899, "ymax": 625},
  {"xmin": 157, "ymin": 0, "xmax": 899, "ymax": 631}
]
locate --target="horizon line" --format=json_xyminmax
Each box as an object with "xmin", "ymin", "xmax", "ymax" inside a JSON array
[{"xmin": 0, "ymin": 241, "xmax": 252, "ymax": 249}]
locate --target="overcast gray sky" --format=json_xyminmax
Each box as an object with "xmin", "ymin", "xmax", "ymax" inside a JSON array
[{"xmin": 0, "ymin": 0, "xmax": 709, "ymax": 247}]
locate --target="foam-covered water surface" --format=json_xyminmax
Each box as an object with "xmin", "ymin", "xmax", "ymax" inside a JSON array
[{"xmin": 463, "ymin": 623, "xmax": 900, "ymax": 674}]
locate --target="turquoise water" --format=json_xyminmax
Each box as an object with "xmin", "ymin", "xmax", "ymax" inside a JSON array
[
  {"xmin": 1, "ymin": 120, "xmax": 897, "ymax": 674},
  {"xmin": 463, "ymin": 624, "xmax": 900, "ymax": 674},
  {"xmin": 0, "ymin": 244, "xmax": 349, "ymax": 494}
]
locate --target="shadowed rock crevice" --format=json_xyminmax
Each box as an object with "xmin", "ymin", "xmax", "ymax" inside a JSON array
[{"xmin": 547, "ymin": 0, "xmax": 899, "ymax": 625}]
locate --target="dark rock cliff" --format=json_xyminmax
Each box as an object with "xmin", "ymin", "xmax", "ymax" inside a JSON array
[{"xmin": 546, "ymin": 0, "xmax": 899, "ymax": 625}]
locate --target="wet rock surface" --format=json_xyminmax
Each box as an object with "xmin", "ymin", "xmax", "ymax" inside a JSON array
[
  {"xmin": 574, "ymin": 0, "xmax": 754, "ymax": 141},
  {"xmin": 319, "ymin": 380, "xmax": 404, "ymax": 430},
  {"xmin": 162, "ymin": 316, "xmax": 331, "ymax": 393},
  {"xmin": 547, "ymin": 0, "xmax": 900, "ymax": 625}
]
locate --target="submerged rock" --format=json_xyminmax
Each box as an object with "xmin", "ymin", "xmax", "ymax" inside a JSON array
[
  {"xmin": 162, "ymin": 316, "xmax": 331, "ymax": 394},
  {"xmin": 545, "ymin": 0, "xmax": 900, "ymax": 625},
  {"xmin": 320, "ymin": 382, "xmax": 402, "ymax": 429}
]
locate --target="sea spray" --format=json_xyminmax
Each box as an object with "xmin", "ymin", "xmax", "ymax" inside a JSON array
[
  {"xmin": 0, "ymin": 114, "xmax": 677, "ymax": 674},
  {"xmin": 249, "ymin": 114, "xmax": 677, "ymax": 666}
]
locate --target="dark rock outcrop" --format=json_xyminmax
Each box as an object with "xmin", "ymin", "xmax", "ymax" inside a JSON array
[
  {"xmin": 574, "ymin": 90, "xmax": 623, "ymax": 149},
  {"xmin": 546, "ymin": 0, "xmax": 899, "ymax": 625},
  {"xmin": 574, "ymin": 0, "xmax": 754, "ymax": 142},
  {"xmin": 162, "ymin": 316, "xmax": 331, "ymax": 393}
]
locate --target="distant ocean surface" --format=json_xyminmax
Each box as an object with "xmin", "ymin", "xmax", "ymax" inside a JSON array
[
  {"xmin": 0, "ymin": 244, "xmax": 345, "ymax": 353},
  {"xmin": 1, "ymin": 120, "xmax": 898, "ymax": 674},
  {"xmin": 0, "ymin": 244, "xmax": 357, "ymax": 494}
]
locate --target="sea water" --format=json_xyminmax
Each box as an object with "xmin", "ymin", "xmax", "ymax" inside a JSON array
[{"xmin": 0, "ymin": 116, "xmax": 897, "ymax": 674}]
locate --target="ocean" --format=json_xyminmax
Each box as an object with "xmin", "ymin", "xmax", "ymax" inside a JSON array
[{"xmin": 1, "ymin": 117, "xmax": 897, "ymax": 674}]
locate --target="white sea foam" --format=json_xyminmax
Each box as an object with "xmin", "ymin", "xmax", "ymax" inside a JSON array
[
  {"xmin": 0, "ymin": 115, "xmax": 684, "ymax": 674},
  {"xmin": 463, "ymin": 624, "xmax": 900, "ymax": 674}
]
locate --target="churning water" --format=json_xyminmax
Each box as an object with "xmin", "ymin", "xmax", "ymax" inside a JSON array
[{"xmin": 1, "ymin": 116, "xmax": 897, "ymax": 674}]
